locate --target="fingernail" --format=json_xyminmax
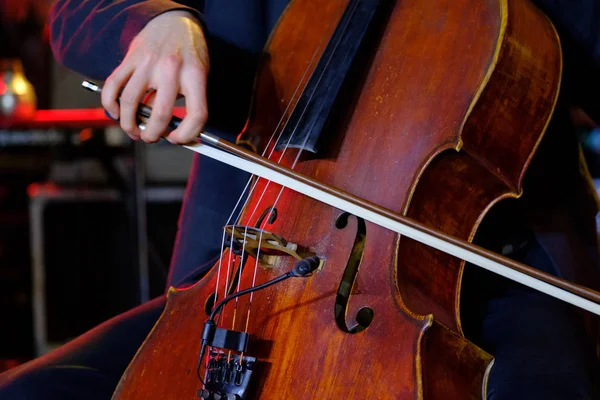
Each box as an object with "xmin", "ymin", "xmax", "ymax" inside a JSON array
[{"xmin": 104, "ymin": 109, "xmax": 119, "ymax": 121}]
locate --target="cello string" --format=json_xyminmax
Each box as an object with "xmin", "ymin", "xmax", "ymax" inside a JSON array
[
  {"xmin": 211, "ymin": 41, "xmax": 324, "ymax": 313},
  {"xmin": 212, "ymin": 179, "xmax": 251, "ymax": 309},
  {"xmin": 218, "ymin": 39, "xmax": 326, "ymax": 326},
  {"xmin": 207, "ymin": 71, "xmax": 307, "ymax": 361},
  {"xmin": 241, "ymin": 0, "xmax": 359, "ymax": 337},
  {"xmin": 209, "ymin": 84, "xmax": 306, "ymax": 355},
  {"xmin": 241, "ymin": 0, "xmax": 358, "ymax": 335},
  {"xmin": 220, "ymin": 0, "xmax": 351, "ymax": 336},
  {"xmin": 241, "ymin": 126, "xmax": 315, "ymax": 337},
  {"xmin": 207, "ymin": 0, "xmax": 351, "ymax": 372},
  {"xmin": 206, "ymin": 16, "xmax": 336, "ymax": 363}
]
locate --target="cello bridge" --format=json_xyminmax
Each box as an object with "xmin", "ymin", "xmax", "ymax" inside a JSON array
[{"xmin": 224, "ymin": 225, "xmax": 315, "ymax": 266}]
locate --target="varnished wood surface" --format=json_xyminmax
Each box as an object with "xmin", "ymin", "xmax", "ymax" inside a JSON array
[
  {"xmin": 113, "ymin": 0, "xmax": 561, "ymax": 398},
  {"xmin": 397, "ymin": 0, "xmax": 562, "ymax": 334}
]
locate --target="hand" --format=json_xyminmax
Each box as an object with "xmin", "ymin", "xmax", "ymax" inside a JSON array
[{"xmin": 101, "ymin": 10, "xmax": 209, "ymax": 144}]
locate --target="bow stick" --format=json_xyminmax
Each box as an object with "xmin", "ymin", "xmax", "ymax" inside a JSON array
[{"xmin": 82, "ymin": 80, "xmax": 600, "ymax": 317}]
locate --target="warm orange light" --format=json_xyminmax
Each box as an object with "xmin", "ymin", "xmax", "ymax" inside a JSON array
[
  {"xmin": 12, "ymin": 76, "xmax": 29, "ymax": 95},
  {"xmin": 79, "ymin": 127, "xmax": 93, "ymax": 142}
]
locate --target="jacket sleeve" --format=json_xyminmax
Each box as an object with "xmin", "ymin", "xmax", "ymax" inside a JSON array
[
  {"xmin": 48, "ymin": 0, "xmax": 205, "ymax": 80},
  {"xmin": 531, "ymin": 0, "xmax": 600, "ymax": 122}
]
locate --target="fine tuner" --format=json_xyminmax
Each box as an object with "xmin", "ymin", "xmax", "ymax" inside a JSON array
[{"xmin": 82, "ymin": 79, "xmax": 600, "ymax": 317}]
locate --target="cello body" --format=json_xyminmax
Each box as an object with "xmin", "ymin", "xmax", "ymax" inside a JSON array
[{"xmin": 114, "ymin": 0, "xmax": 561, "ymax": 398}]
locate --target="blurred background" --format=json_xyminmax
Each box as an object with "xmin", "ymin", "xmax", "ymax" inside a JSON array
[{"xmin": 0, "ymin": 0, "xmax": 193, "ymax": 371}]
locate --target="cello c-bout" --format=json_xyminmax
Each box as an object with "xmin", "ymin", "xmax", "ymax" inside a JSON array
[{"xmin": 113, "ymin": 0, "xmax": 562, "ymax": 398}]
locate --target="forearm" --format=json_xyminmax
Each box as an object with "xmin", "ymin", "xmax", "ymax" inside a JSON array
[{"xmin": 49, "ymin": 0, "xmax": 204, "ymax": 79}]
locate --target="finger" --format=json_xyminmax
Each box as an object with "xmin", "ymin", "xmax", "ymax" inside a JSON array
[
  {"xmin": 167, "ymin": 64, "xmax": 208, "ymax": 144},
  {"xmin": 126, "ymin": 132, "xmax": 140, "ymax": 141},
  {"xmin": 141, "ymin": 85, "xmax": 178, "ymax": 143},
  {"xmin": 125, "ymin": 90, "xmax": 152, "ymax": 141},
  {"xmin": 119, "ymin": 66, "xmax": 151, "ymax": 139},
  {"xmin": 141, "ymin": 61, "xmax": 180, "ymax": 143},
  {"xmin": 102, "ymin": 63, "xmax": 134, "ymax": 120}
]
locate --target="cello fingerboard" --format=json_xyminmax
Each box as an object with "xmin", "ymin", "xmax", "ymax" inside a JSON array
[{"xmin": 273, "ymin": 0, "xmax": 382, "ymax": 153}]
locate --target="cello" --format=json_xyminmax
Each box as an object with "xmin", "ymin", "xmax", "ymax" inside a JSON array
[{"xmin": 86, "ymin": 0, "xmax": 597, "ymax": 398}]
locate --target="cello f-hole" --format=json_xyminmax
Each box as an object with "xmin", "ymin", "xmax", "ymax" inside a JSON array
[
  {"xmin": 334, "ymin": 212, "xmax": 374, "ymax": 334},
  {"xmin": 204, "ymin": 293, "xmax": 216, "ymax": 316},
  {"xmin": 255, "ymin": 206, "xmax": 278, "ymax": 228}
]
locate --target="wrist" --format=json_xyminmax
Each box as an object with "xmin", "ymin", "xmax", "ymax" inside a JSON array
[
  {"xmin": 161, "ymin": 9, "xmax": 201, "ymax": 23},
  {"xmin": 118, "ymin": 3, "xmax": 207, "ymax": 57},
  {"xmin": 151, "ymin": 9, "xmax": 205, "ymax": 31}
]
